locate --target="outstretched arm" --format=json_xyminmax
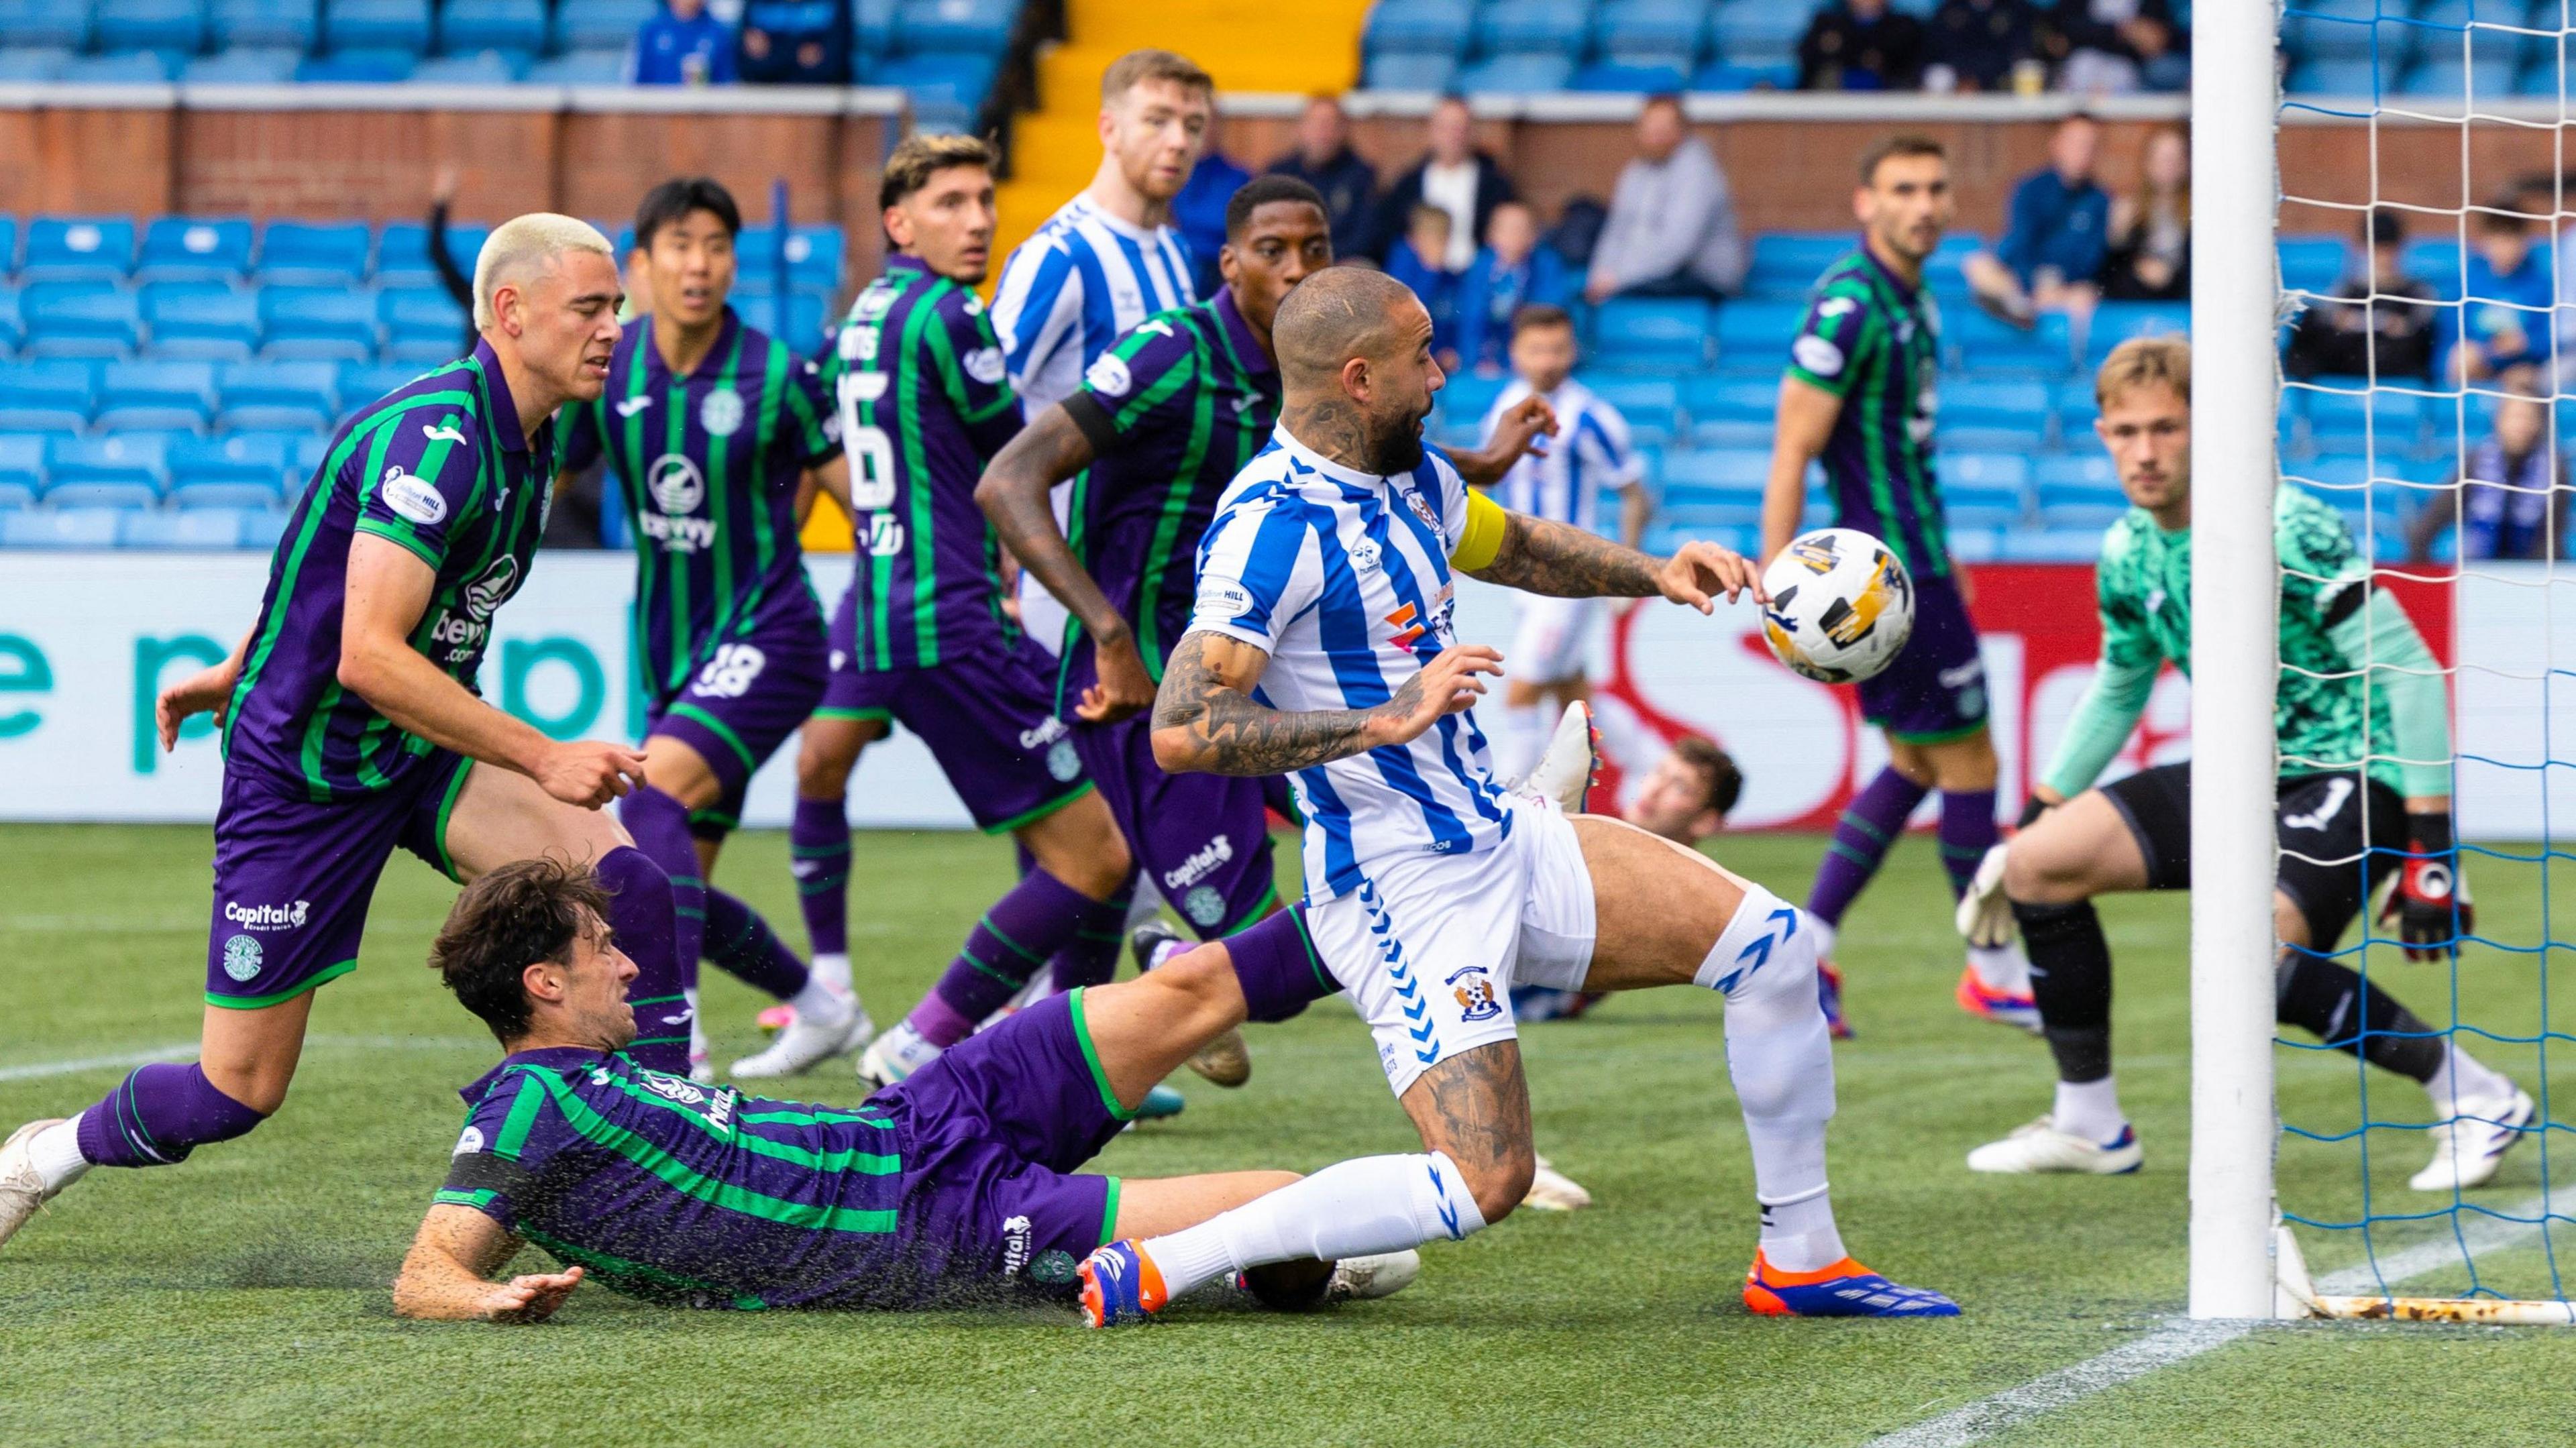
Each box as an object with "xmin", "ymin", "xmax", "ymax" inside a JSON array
[
  {"xmin": 1465, "ymin": 506, "xmax": 1766, "ymax": 610},
  {"xmin": 155, "ymin": 624, "xmax": 254, "ymax": 750},
  {"xmin": 975, "ymin": 406, "xmax": 1157, "ymax": 722},
  {"xmin": 1448, "ymin": 395, "xmax": 1558, "ymax": 488},
  {"xmin": 1150, "ymin": 630, "xmax": 1499, "ymax": 777},
  {"xmin": 392, "ymin": 1205, "xmax": 584, "ymax": 1323}
]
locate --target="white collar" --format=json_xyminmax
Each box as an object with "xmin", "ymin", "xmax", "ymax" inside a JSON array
[{"xmin": 1070, "ymin": 192, "xmax": 1167, "ymax": 243}]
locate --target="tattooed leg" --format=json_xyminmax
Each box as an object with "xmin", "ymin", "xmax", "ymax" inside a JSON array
[{"xmin": 1398, "ymin": 1042, "xmax": 1536, "ymax": 1225}]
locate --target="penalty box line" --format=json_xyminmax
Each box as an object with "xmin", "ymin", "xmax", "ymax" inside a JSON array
[{"xmin": 1867, "ymin": 1189, "xmax": 2562, "ymax": 1448}]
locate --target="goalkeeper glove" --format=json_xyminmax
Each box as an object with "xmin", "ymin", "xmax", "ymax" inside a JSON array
[
  {"xmin": 1955, "ymin": 842, "xmax": 2017, "ymax": 949},
  {"xmin": 2378, "ymin": 813, "xmax": 2472, "ymax": 962}
]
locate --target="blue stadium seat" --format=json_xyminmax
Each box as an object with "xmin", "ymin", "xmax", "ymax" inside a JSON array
[
  {"xmin": 1593, "ymin": 0, "xmax": 1707, "ymax": 68},
  {"xmin": 380, "ymin": 287, "xmax": 466, "ymax": 359},
  {"xmin": 184, "ymin": 46, "xmax": 301, "ymax": 81},
  {"xmin": 144, "ymin": 286, "xmax": 262, "ymax": 361},
  {"xmin": 1580, "ymin": 376, "xmax": 1680, "ymax": 447},
  {"xmin": 1364, "ymin": 51, "xmax": 1458, "ymax": 89},
  {"xmin": 1364, "ymin": 0, "xmax": 1472, "ymax": 56},
  {"xmin": 60, "ymin": 51, "xmax": 173, "ymax": 82},
  {"xmin": 1682, "ymin": 373, "xmax": 1777, "ymax": 423},
  {"xmin": 1437, "ymin": 370, "xmax": 1506, "ymax": 424},
  {"xmin": 96, "ymin": 361, "xmax": 218, "ymax": 433},
  {"xmin": 138, "ymin": 218, "xmax": 254, "ymax": 286},
  {"xmin": 1949, "ymin": 309, "xmax": 2074, "ymax": 377},
  {"xmin": 1569, "ymin": 61, "xmax": 1690, "ymax": 92},
  {"xmin": 439, "ymin": 0, "xmax": 543, "ymax": 54},
  {"xmin": 2401, "ymin": 56, "xmax": 2520, "ymax": 106},
  {"xmin": 0, "ymin": 361, "xmax": 97, "ymax": 432},
  {"xmin": 258, "ymin": 221, "xmax": 371, "ymax": 286},
  {"xmin": 296, "ymin": 48, "xmax": 418, "ymax": 82},
  {"xmin": 22, "ymin": 284, "xmax": 142, "ymax": 359},
  {"xmin": 219, "ymin": 360, "xmax": 339, "ymax": 431},
  {"xmin": 897, "ymin": 0, "xmax": 1017, "ymax": 52},
  {"xmin": 1745, "ymin": 233, "xmax": 1851, "ymax": 299},
  {"xmin": 1937, "ymin": 451, "xmax": 2031, "ymax": 502},
  {"xmin": 324, "ymin": 0, "xmax": 429, "ymax": 51},
  {"xmin": 1477, "ymin": 0, "xmax": 1587, "ymax": 56},
  {"xmin": 873, "ymin": 52, "xmax": 999, "ymax": 113},
  {"xmin": 1453, "ymin": 52, "xmax": 1574, "ymax": 92},
  {"xmin": 0, "ymin": 46, "xmax": 67, "ymax": 80},
  {"xmin": 1711, "ymin": 298, "xmax": 1802, "ymax": 364},
  {"xmin": 260, "ymin": 288, "xmax": 378, "ymax": 362},
  {"xmin": 1943, "ymin": 379, "xmax": 2052, "ymax": 435},
  {"xmin": 552, "ymin": 0, "xmax": 651, "ymax": 52},
  {"xmin": 0, "ymin": 0, "xmax": 90, "ymax": 50},
  {"xmin": 209, "ymin": 0, "xmax": 316, "ymax": 48},
  {"xmin": 525, "ymin": 46, "xmax": 626, "ymax": 83},
  {"xmin": 2278, "ymin": 233, "xmax": 2351, "ymax": 295},
  {"xmin": 412, "ymin": 50, "xmax": 527, "ymax": 82},
  {"xmin": 1658, "ymin": 449, "xmax": 1770, "ymax": 500},
  {"xmin": 2085, "ymin": 302, "xmax": 2189, "ymax": 364},
  {"xmin": 1592, "ymin": 296, "xmax": 1712, "ymax": 370},
  {"xmin": 125, "ymin": 508, "xmax": 252, "ymax": 548},
  {"xmin": 44, "ymin": 434, "xmax": 170, "ymax": 510},
  {"xmin": 92, "ymin": 0, "xmax": 205, "ymax": 52},
  {"xmin": 2282, "ymin": 0, "xmax": 2381, "ymax": 60},
  {"xmin": 854, "ymin": 0, "xmax": 896, "ymax": 51},
  {"xmin": 1708, "ymin": 0, "xmax": 1806, "ymax": 66},
  {"xmin": 0, "ymin": 286, "xmax": 21, "ymax": 353},
  {"xmin": 1, "ymin": 508, "xmax": 125, "ymax": 549},
  {"xmin": 22, "ymin": 217, "xmax": 136, "ymax": 286},
  {"xmin": 0, "ymin": 435, "xmax": 46, "ymax": 504},
  {"xmin": 337, "ymin": 361, "xmax": 421, "ymax": 419},
  {"xmin": 2035, "ymin": 453, "xmax": 2118, "ymax": 496},
  {"xmin": 2288, "ymin": 56, "xmax": 2384, "ymax": 95},
  {"xmin": 170, "ymin": 432, "xmax": 291, "ymax": 508}
]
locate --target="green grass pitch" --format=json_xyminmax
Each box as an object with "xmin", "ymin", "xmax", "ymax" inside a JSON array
[{"xmin": 3, "ymin": 822, "xmax": 2573, "ymax": 1446}]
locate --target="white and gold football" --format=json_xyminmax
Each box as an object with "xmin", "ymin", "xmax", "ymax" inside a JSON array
[{"xmin": 1758, "ymin": 528, "xmax": 1916, "ymax": 684}]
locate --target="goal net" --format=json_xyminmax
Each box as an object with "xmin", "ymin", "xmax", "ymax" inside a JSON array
[{"xmin": 2248, "ymin": 0, "xmax": 2572, "ymax": 1319}]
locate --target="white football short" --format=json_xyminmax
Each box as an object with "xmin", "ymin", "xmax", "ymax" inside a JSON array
[
  {"xmin": 1307, "ymin": 792, "xmax": 1598, "ymax": 1097},
  {"xmin": 1509, "ymin": 595, "xmax": 1597, "ymax": 685}
]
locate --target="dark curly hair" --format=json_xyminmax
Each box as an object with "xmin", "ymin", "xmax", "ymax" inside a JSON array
[{"xmin": 429, "ymin": 857, "xmax": 612, "ymax": 1045}]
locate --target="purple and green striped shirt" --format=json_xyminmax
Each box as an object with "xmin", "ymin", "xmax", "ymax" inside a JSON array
[
  {"xmin": 1786, "ymin": 245, "xmax": 1951, "ymax": 580},
  {"xmin": 559, "ymin": 309, "xmax": 839, "ymax": 708},
  {"xmin": 223, "ymin": 341, "xmax": 551, "ymax": 801}
]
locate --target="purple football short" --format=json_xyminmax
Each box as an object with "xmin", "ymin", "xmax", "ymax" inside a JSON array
[
  {"xmin": 1857, "ymin": 574, "xmax": 1991, "ymax": 744},
  {"xmin": 885, "ymin": 989, "xmax": 1130, "ymax": 1290},
  {"xmin": 645, "ymin": 617, "xmax": 828, "ymax": 838},
  {"xmin": 820, "ymin": 616, "xmax": 1091, "ymax": 834},
  {"xmin": 1074, "ymin": 714, "xmax": 1281, "ymax": 937},
  {"xmin": 203, "ymin": 751, "xmax": 471, "ymax": 1008}
]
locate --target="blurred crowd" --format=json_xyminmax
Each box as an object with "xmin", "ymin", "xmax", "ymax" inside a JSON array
[{"xmin": 1794, "ymin": 0, "xmax": 2189, "ymax": 96}]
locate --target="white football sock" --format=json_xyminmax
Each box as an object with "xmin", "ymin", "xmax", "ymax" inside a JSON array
[
  {"xmin": 2051, "ymin": 1076, "xmax": 2127, "ymax": 1144},
  {"xmin": 30, "ymin": 1120, "xmax": 89, "ymax": 1192},
  {"xmin": 1139, "ymin": 1152, "xmax": 1488, "ymax": 1300},
  {"xmin": 808, "ymin": 952, "xmax": 851, "ymax": 995},
  {"xmin": 1501, "ymin": 702, "xmax": 1546, "ymax": 783},
  {"xmin": 1126, "ymin": 879, "xmax": 1166, "ymax": 931},
  {"xmin": 789, "ymin": 976, "xmax": 851, "ymax": 1023},
  {"xmin": 2424, "ymin": 1042, "xmax": 2514, "ymax": 1109},
  {"xmin": 1700, "ymin": 887, "xmax": 1845, "ymax": 1269},
  {"xmin": 1967, "ymin": 940, "xmax": 2033, "ymax": 994},
  {"xmin": 685, "ymin": 988, "xmax": 706, "ymax": 1061}
]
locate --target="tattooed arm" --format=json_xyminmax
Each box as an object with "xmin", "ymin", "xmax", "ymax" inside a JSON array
[
  {"xmin": 1150, "ymin": 629, "xmax": 1502, "ymax": 777},
  {"xmin": 1466, "ymin": 508, "xmax": 1768, "ymax": 612}
]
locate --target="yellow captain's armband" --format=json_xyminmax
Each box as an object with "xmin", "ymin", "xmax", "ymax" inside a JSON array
[{"xmin": 1451, "ymin": 490, "xmax": 1507, "ymax": 573}]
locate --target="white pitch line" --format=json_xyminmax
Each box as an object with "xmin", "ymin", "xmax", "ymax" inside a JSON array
[{"xmin": 1868, "ymin": 1189, "xmax": 2563, "ymax": 1448}]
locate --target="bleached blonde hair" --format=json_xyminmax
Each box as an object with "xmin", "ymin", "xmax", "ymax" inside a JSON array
[{"xmin": 472, "ymin": 213, "xmax": 616, "ymax": 330}]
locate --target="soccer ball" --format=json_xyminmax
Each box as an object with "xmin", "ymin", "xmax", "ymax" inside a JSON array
[{"xmin": 1758, "ymin": 528, "xmax": 1915, "ymax": 684}]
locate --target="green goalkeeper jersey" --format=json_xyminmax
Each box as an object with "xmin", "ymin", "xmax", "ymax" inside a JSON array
[{"xmin": 2045, "ymin": 486, "xmax": 2449, "ymax": 800}]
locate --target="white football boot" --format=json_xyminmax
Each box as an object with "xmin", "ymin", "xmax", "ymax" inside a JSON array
[
  {"xmin": 856, "ymin": 1019, "xmax": 943, "ymax": 1088},
  {"xmin": 2410, "ymin": 1088, "xmax": 2536, "ymax": 1192},
  {"xmin": 1523, "ymin": 700, "xmax": 1600, "ymax": 814},
  {"xmin": 1521, "ymin": 1154, "xmax": 1595, "ymax": 1211},
  {"xmin": 0, "ymin": 1119, "xmax": 67, "ymax": 1252},
  {"xmin": 729, "ymin": 999, "xmax": 873, "ymax": 1080},
  {"xmin": 1966, "ymin": 1116, "xmax": 2143, "ymax": 1175},
  {"xmin": 1325, "ymin": 1249, "xmax": 1422, "ymax": 1302}
]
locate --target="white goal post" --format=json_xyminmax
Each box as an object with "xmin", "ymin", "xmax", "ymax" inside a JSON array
[{"xmin": 2186, "ymin": 0, "xmax": 2286, "ymax": 1321}]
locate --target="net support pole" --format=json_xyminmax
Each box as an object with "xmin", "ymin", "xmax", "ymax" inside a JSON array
[{"xmin": 2186, "ymin": 2, "xmax": 2283, "ymax": 1321}]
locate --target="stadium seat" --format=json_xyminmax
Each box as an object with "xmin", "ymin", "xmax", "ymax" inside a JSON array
[
  {"xmin": 1593, "ymin": 0, "xmax": 1707, "ymax": 68},
  {"xmin": 1364, "ymin": 51, "xmax": 1458, "ymax": 89},
  {"xmin": 552, "ymin": 0, "xmax": 651, "ymax": 51},
  {"xmin": 184, "ymin": 46, "xmax": 303, "ymax": 81},
  {"xmin": 526, "ymin": 47, "xmax": 626, "ymax": 83},
  {"xmin": 0, "ymin": 361, "xmax": 97, "ymax": 433},
  {"xmin": 1745, "ymin": 233, "xmax": 1851, "ymax": 300},
  {"xmin": 1569, "ymin": 61, "xmax": 1690, "ymax": 93},
  {"xmin": 439, "ymin": 0, "xmax": 543, "ymax": 54},
  {"xmin": 1938, "ymin": 451, "xmax": 2032, "ymax": 502},
  {"xmin": 0, "ymin": 45, "xmax": 66, "ymax": 80},
  {"xmin": 22, "ymin": 217, "xmax": 136, "ymax": 286},
  {"xmin": 95, "ymin": 361, "xmax": 218, "ymax": 433},
  {"xmin": 2283, "ymin": 0, "xmax": 2380, "ymax": 61},
  {"xmin": 1364, "ymin": 0, "xmax": 1472, "ymax": 56},
  {"xmin": 260, "ymin": 288, "xmax": 378, "ymax": 362},
  {"xmin": 93, "ymin": 0, "xmax": 204, "ymax": 52},
  {"xmin": 1592, "ymin": 297, "xmax": 1712, "ymax": 371},
  {"xmin": 380, "ymin": 288, "xmax": 467, "ymax": 364},
  {"xmin": 324, "ymin": 0, "xmax": 429, "ymax": 51},
  {"xmin": 137, "ymin": 218, "xmax": 254, "ymax": 287},
  {"xmin": 124, "ymin": 508, "xmax": 253, "ymax": 548},
  {"xmin": 1708, "ymin": 0, "xmax": 1806, "ymax": 66},
  {"xmin": 44, "ymin": 434, "xmax": 170, "ymax": 510},
  {"xmin": 1581, "ymin": 376, "xmax": 1681, "ymax": 447},
  {"xmin": 209, "ymin": 0, "xmax": 316, "ymax": 48},
  {"xmin": 1, "ymin": 508, "xmax": 125, "ymax": 549},
  {"xmin": 64, "ymin": 50, "xmax": 176, "ymax": 81},
  {"xmin": 1453, "ymin": 52, "xmax": 1574, "ymax": 93},
  {"xmin": 853, "ymin": 0, "xmax": 895, "ymax": 50},
  {"xmin": 1711, "ymin": 299, "xmax": 1803, "ymax": 364},
  {"xmin": 2035, "ymin": 452, "xmax": 2119, "ymax": 496},
  {"xmin": 169, "ymin": 432, "xmax": 292, "ymax": 508},
  {"xmin": 1438, "ymin": 371, "xmax": 1507, "ymax": 425},
  {"xmin": 412, "ymin": 50, "xmax": 527, "ymax": 82},
  {"xmin": 257, "ymin": 221, "xmax": 371, "ymax": 286},
  {"xmin": 218, "ymin": 360, "xmax": 338, "ymax": 431},
  {"xmin": 0, "ymin": 0, "xmax": 90, "ymax": 50},
  {"xmin": 296, "ymin": 48, "xmax": 419, "ymax": 82},
  {"xmin": 897, "ymin": 0, "xmax": 1018, "ymax": 52},
  {"xmin": 1658, "ymin": 448, "xmax": 1770, "ymax": 501},
  {"xmin": 873, "ymin": 52, "xmax": 1000, "ymax": 114},
  {"xmin": 1682, "ymin": 372, "xmax": 1778, "ymax": 421},
  {"xmin": 2277, "ymin": 233, "xmax": 2351, "ymax": 295},
  {"xmin": 2086, "ymin": 302, "xmax": 2189, "ymax": 364},
  {"xmin": 0, "ymin": 286, "xmax": 22, "ymax": 353},
  {"xmin": 0, "ymin": 435, "xmax": 46, "ymax": 504},
  {"xmin": 2402, "ymin": 57, "xmax": 2522, "ymax": 110},
  {"xmin": 1949, "ymin": 309, "xmax": 2074, "ymax": 376},
  {"xmin": 1943, "ymin": 379, "xmax": 2053, "ymax": 437},
  {"xmin": 22, "ymin": 284, "xmax": 142, "ymax": 359},
  {"xmin": 337, "ymin": 361, "xmax": 422, "ymax": 421},
  {"xmin": 1476, "ymin": 0, "xmax": 1588, "ymax": 57}
]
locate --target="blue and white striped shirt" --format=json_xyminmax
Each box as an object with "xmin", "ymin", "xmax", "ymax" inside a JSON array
[
  {"xmin": 989, "ymin": 194, "xmax": 1198, "ymax": 411},
  {"xmin": 1482, "ymin": 378, "xmax": 1643, "ymax": 533},
  {"xmin": 1189, "ymin": 428, "xmax": 1511, "ymax": 900}
]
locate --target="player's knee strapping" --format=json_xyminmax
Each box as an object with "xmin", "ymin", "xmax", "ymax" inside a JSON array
[
  {"xmin": 2275, "ymin": 949, "xmax": 2445, "ymax": 1081},
  {"xmin": 74, "ymin": 1062, "xmax": 267, "ymax": 1168},
  {"xmin": 595, "ymin": 844, "xmax": 692, "ymax": 1074},
  {"xmin": 2012, "ymin": 897, "xmax": 2114, "ymax": 1082},
  {"xmin": 1220, "ymin": 903, "xmax": 1336, "ymax": 1023}
]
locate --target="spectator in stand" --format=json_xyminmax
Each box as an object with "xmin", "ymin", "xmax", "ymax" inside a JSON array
[
  {"xmin": 1172, "ymin": 148, "xmax": 1252, "ymax": 297},
  {"xmin": 2403, "ymin": 391, "xmax": 2567, "ymax": 563},
  {"xmin": 1963, "ymin": 113, "xmax": 2107, "ymax": 325},
  {"xmin": 1456, "ymin": 200, "xmax": 1571, "ymax": 374},
  {"xmin": 2451, "ymin": 201, "xmax": 2553, "ymax": 389},
  {"xmin": 2041, "ymin": 0, "xmax": 2187, "ymax": 93},
  {"xmin": 634, "ymin": 0, "xmax": 736, "ymax": 85},
  {"xmin": 1384, "ymin": 203, "xmax": 1463, "ymax": 367},
  {"xmin": 2285, "ymin": 209, "xmax": 2438, "ymax": 382},
  {"xmin": 1267, "ymin": 94, "xmax": 1380, "ymax": 260},
  {"xmin": 1582, "ymin": 94, "xmax": 1747, "ymax": 303},
  {"xmin": 1923, "ymin": 0, "xmax": 2041, "ymax": 93},
  {"xmin": 737, "ymin": 0, "xmax": 851, "ymax": 85},
  {"xmin": 1799, "ymin": 0, "xmax": 1926, "ymax": 91},
  {"xmin": 2099, "ymin": 124, "xmax": 2188, "ymax": 302},
  {"xmin": 1367, "ymin": 95, "xmax": 1514, "ymax": 268}
]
